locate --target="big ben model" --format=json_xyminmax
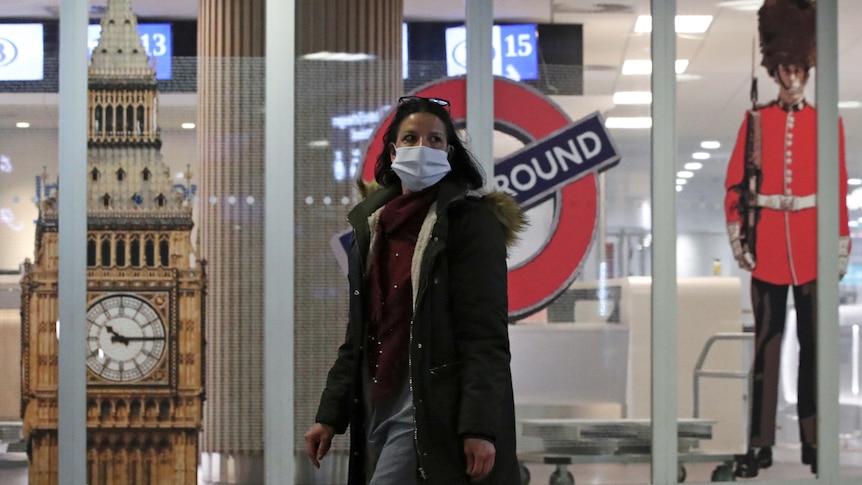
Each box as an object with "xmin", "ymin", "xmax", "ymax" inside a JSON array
[{"xmin": 20, "ymin": 0, "xmax": 206, "ymax": 483}]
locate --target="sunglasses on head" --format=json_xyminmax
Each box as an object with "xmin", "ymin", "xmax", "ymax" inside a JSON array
[{"xmin": 398, "ymin": 96, "xmax": 451, "ymax": 110}]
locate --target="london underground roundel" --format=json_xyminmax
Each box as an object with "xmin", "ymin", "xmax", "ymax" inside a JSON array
[{"xmin": 362, "ymin": 77, "xmax": 620, "ymax": 320}]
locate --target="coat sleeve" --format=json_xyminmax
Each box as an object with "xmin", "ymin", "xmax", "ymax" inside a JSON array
[
  {"xmin": 314, "ymin": 238, "xmax": 363, "ymax": 434},
  {"xmin": 725, "ymin": 114, "xmax": 749, "ymax": 225},
  {"xmin": 446, "ymin": 199, "xmax": 512, "ymax": 441}
]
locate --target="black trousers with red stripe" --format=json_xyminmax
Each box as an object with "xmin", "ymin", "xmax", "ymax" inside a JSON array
[{"xmin": 748, "ymin": 277, "xmax": 817, "ymax": 448}]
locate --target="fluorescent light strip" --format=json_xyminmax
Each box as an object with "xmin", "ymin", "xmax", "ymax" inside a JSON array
[
  {"xmin": 622, "ymin": 59, "xmax": 689, "ymax": 75},
  {"xmin": 692, "ymin": 152, "xmax": 710, "ymax": 160},
  {"xmin": 718, "ymin": 0, "xmax": 766, "ymax": 12},
  {"xmin": 700, "ymin": 140, "xmax": 721, "ymax": 149},
  {"xmin": 16, "ymin": 122, "xmax": 30, "ymax": 128},
  {"xmin": 684, "ymin": 162, "xmax": 703, "ymax": 170},
  {"xmin": 613, "ymin": 91, "xmax": 652, "ymax": 105},
  {"xmin": 605, "ymin": 117, "xmax": 652, "ymax": 129},
  {"xmin": 302, "ymin": 51, "xmax": 376, "ymax": 62},
  {"xmin": 634, "ymin": 15, "xmax": 714, "ymax": 34}
]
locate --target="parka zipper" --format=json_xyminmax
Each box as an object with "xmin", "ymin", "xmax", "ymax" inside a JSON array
[{"xmin": 410, "ymin": 238, "xmax": 439, "ymax": 482}]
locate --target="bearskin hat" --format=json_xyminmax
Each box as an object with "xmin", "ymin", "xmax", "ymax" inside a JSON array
[{"xmin": 758, "ymin": 0, "xmax": 816, "ymax": 77}]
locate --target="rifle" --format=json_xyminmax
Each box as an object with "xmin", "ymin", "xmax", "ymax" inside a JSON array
[{"xmin": 738, "ymin": 37, "xmax": 762, "ymax": 262}]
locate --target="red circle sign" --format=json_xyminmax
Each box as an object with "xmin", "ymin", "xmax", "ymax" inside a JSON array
[{"xmin": 363, "ymin": 77, "xmax": 597, "ymax": 320}]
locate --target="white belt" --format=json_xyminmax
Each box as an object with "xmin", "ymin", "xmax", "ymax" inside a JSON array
[{"xmin": 755, "ymin": 193, "xmax": 816, "ymax": 211}]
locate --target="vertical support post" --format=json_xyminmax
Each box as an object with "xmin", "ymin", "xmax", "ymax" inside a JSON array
[
  {"xmin": 265, "ymin": 0, "xmax": 296, "ymax": 482},
  {"xmin": 57, "ymin": 0, "xmax": 89, "ymax": 483},
  {"xmin": 650, "ymin": 1, "xmax": 678, "ymax": 483},
  {"xmin": 815, "ymin": 0, "xmax": 840, "ymax": 479},
  {"xmin": 465, "ymin": 0, "xmax": 494, "ymax": 186}
]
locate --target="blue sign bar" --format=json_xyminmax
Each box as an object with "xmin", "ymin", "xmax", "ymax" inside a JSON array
[{"xmin": 493, "ymin": 111, "xmax": 620, "ymax": 208}]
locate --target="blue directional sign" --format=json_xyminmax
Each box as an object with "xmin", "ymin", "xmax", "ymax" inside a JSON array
[
  {"xmin": 446, "ymin": 24, "xmax": 538, "ymax": 81},
  {"xmin": 88, "ymin": 23, "xmax": 172, "ymax": 80},
  {"xmin": 493, "ymin": 111, "xmax": 620, "ymax": 207}
]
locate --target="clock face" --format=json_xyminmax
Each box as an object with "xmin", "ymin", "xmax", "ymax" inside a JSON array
[{"xmin": 86, "ymin": 295, "xmax": 167, "ymax": 383}]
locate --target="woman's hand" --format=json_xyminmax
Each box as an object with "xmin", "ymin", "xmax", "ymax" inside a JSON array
[
  {"xmin": 464, "ymin": 437, "xmax": 496, "ymax": 482},
  {"xmin": 304, "ymin": 422, "xmax": 335, "ymax": 468}
]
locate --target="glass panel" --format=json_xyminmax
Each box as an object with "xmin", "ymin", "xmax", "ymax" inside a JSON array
[
  {"xmin": 196, "ymin": 2, "xmax": 266, "ymax": 481},
  {"xmin": 293, "ymin": 1, "xmax": 656, "ymax": 484},
  {"xmin": 677, "ymin": 0, "xmax": 861, "ymax": 481},
  {"xmin": 499, "ymin": 1, "xmax": 652, "ymax": 484},
  {"xmin": 0, "ymin": 7, "xmax": 61, "ymax": 481},
  {"xmin": 839, "ymin": 0, "xmax": 862, "ymax": 479},
  {"xmin": 1, "ymin": 0, "xmax": 205, "ymax": 482},
  {"xmin": 674, "ymin": 1, "xmax": 752, "ymax": 479}
]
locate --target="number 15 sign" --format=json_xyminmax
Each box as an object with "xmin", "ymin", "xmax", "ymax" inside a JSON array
[{"xmin": 445, "ymin": 23, "xmax": 538, "ymax": 82}]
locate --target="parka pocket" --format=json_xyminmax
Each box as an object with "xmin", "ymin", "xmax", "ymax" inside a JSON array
[
  {"xmin": 428, "ymin": 361, "xmax": 461, "ymax": 378},
  {"xmin": 426, "ymin": 361, "xmax": 462, "ymax": 436}
]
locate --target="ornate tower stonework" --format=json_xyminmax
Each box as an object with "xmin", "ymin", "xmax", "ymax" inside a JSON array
[{"xmin": 20, "ymin": 1, "xmax": 206, "ymax": 483}]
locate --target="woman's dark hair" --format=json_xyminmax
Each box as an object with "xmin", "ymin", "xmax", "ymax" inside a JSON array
[{"xmin": 373, "ymin": 97, "xmax": 485, "ymax": 189}]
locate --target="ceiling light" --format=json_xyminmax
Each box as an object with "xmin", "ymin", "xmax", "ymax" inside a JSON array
[
  {"xmin": 677, "ymin": 171, "xmax": 694, "ymax": 178},
  {"xmin": 16, "ymin": 122, "xmax": 30, "ymax": 128},
  {"xmin": 613, "ymin": 91, "xmax": 652, "ymax": 105},
  {"xmin": 701, "ymin": 140, "xmax": 721, "ymax": 149},
  {"xmin": 839, "ymin": 101, "xmax": 862, "ymax": 109},
  {"xmin": 848, "ymin": 178, "xmax": 862, "ymax": 186},
  {"xmin": 622, "ymin": 60, "xmax": 651, "ymax": 75},
  {"xmin": 676, "ymin": 185, "xmax": 683, "ymax": 192},
  {"xmin": 684, "ymin": 162, "xmax": 703, "ymax": 170},
  {"xmin": 692, "ymin": 152, "xmax": 710, "ymax": 160},
  {"xmin": 605, "ymin": 117, "xmax": 652, "ymax": 129},
  {"xmin": 849, "ymin": 188, "xmax": 862, "ymax": 210},
  {"xmin": 676, "ymin": 178, "xmax": 688, "ymax": 185},
  {"xmin": 622, "ymin": 59, "xmax": 689, "ymax": 75},
  {"xmin": 302, "ymin": 51, "xmax": 376, "ymax": 62},
  {"xmin": 718, "ymin": 0, "xmax": 763, "ymax": 12},
  {"xmin": 308, "ymin": 140, "xmax": 330, "ymax": 148},
  {"xmin": 634, "ymin": 15, "xmax": 713, "ymax": 34},
  {"xmin": 181, "ymin": 122, "xmax": 196, "ymax": 129}
]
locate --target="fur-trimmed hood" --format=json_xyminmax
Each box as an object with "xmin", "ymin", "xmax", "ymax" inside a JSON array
[{"xmin": 356, "ymin": 180, "xmax": 527, "ymax": 249}]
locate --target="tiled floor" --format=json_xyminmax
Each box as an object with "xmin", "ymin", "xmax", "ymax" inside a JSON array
[
  {"xmin": 522, "ymin": 445, "xmax": 862, "ymax": 484},
  {"xmin": 0, "ymin": 452, "xmax": 27, "ymax": 485},
  {"xmin": 2, "ymin": 446, "xmax": 861, "ymax": 484}
]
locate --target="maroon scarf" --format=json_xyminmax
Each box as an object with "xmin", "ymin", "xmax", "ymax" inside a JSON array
[{"xmin": 366, "ymin": 187, "xmax": 437, "ymax": 406}]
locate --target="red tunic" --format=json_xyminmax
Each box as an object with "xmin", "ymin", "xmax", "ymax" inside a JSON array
[{"xmin": 724, "ymin": 102, "xmax": 850, "ymax": 286}]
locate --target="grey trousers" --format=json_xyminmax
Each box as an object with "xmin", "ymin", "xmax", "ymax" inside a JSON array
[{"xmin": 365, "ymin": 379, "xmax": 420, "ymax": 485}]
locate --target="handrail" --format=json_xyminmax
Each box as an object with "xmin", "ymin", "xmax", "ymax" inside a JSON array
[{"xmin": 693, "ymin": 332, "xmax": 754, "ymax": 418}]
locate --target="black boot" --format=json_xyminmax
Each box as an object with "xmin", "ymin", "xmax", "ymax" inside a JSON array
[
  {"xmin": 735, "ymin": 446, "xmax": 772, "ymax": 478},
  {"xmin": 802, "ymin": 443, "xmax": 817, "ymax": 474}
]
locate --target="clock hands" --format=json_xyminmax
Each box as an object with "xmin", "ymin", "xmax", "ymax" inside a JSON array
[
  {"xmin": 105, "ymin": 325, "xmax": 128, "ymax": 345},
  {"xmin": 106, "ymin": 325, "xmax": 164, "ymax": 345}
]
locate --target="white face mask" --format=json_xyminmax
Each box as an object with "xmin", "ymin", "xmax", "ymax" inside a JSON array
[{"xmin": 390, "ymin": 145, "xmax": 451, "ymax": 192}]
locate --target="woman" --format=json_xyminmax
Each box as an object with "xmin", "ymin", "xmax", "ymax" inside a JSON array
[{"xmin": 305, "ymin": 96, "xmax": 525, "ymax": 484}]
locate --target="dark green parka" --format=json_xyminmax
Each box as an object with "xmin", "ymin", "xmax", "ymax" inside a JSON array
[{"xmin": 315, "ymin": 179, "xmax": 525, "ymax": 484}]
